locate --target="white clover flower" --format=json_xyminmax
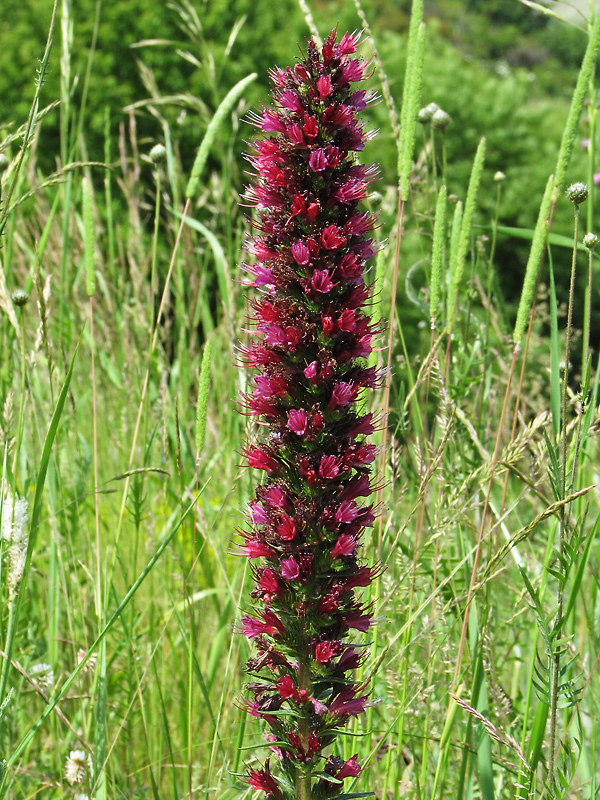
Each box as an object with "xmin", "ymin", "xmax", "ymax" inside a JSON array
[
  {"xmin": 30, "ymin": 662, "xmax": 54, "ymax": 691},
  {"xmin": 77, "ymin": 649, "xmax": 97, "ymax": 674},
  {"xmin": 1, "ymin": 484, "xmax": 29, "ymax": 545},
  {"xmin": 65, "ymin": 749, "xmax": 88, "ymax": 785},
  {"xmin": 1, "ymin": 484, "xmax": 29, "ymax": 596}
]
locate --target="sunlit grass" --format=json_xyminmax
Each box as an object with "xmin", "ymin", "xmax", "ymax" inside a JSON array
[{"xmin": 0, "ymin": 0, "xmax": 599, "ymax": 798}]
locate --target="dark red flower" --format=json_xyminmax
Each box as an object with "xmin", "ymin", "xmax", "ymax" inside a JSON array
[
  {"xmin": 277, "ymin": 674, "xmax": 298, "ymax": 700},
  {"xmin": 287, "ymin": 409, "xmax": 308, "ymax": 435},
  {"xmin": 248, "ymin": 760, "xmax": 281, "ymax": 798},
  {"xmin": 337, "ymin": 754, "xmax": 362, "ymax": 779},
  {"xmin": 241, "ymin": 538, "xmax": 275, "ymax": 559},
  {"xmin": 322, "ymin": 224, "xmax": 347, "ymax": 250},
  {"xmin": 244, "ymin": 446, "xmax": 279, "ymax": 473},
  {"xmin": 280, "ymin": 556, "xmax": 300, "ymax": 580},
  {"xmin": 332, "ymin": 533, "xmax": 357, "ymax": 558},
  {"xmin": 291, "ymin": 240, "xmax": 310, "ymax": 265},
  {"xmin": 277, "ymin": 515, "xmax": 297, "ymax": 541},
  {"xmin": 319, "ymin": 454, "xmax": 342, "ymax": 479},
  {"xmin": 329, "ymin": 688, "xmax": 369, "ymax": 718},
  {"xmin": 314, "ymin": 640, "xmax": 341, "ymax": 664},
  {"xmin": 316, "ymin": 74, "xmax": 333, "ymax": 97},
  {"xmin": 239, "ymin": 28, "xmax": 381, "ymax": 797},
  {"xmin": 309, "ymin": 148, "xmax": 328, "ymax": 172}
]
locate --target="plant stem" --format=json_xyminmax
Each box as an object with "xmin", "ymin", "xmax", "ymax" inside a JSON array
[
  {"xmin": 296, "ymin": 658, "xmax": 312, "ymax": 800},
  {"xmin": 11, "ymin": 309, "xmax": 27, "ymax": 483},
  {"xmin": 561, "ymin": 205, "xmax": 578, "ymax": 516},
  {"xmin": 548, "ymin": 203, "xmax": 579, "ymax": 788}
]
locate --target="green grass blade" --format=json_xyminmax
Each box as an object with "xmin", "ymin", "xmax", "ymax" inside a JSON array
[
  {"xmin": 513, "ymin": 174, "xmax": 554, "ymax": 347},
  {"xmin": 455, "ymin": 137, "xmax": 486, "ymax": 285},
  {"xmin": 560, "ymin": 513, "xmax": 599, "ymax": 632},
  {"xmin": 0, "ymin": 331, "xmax": 82, "ymax": 709},
  {"xmin": 446, "ymin": 200, "xmax": 463, "ymax": 324},
  {"xmin": 554, "ymin": 10, "xmax": 600, "ymax": 194},
  {"xmin": 430, "ymin": 184, "xmax": 447, "ymax": 326},
  {"xmin": 185, "ymin": 73, "xmax": 257, "ymax": 200},
  {"xmin": 476, "ymin": 223, "xmax": 592, "ymax": 252},
  {"xmin": 0, "ymin": 489, "xmax": 205, "ymax": 784},
  {"xmin": 172, "ymin": 209, "xmax": 232, "ymax": 315},
  {"xmin": 195, "ymin": 337, "xmax": 213, "ymax": 463},
  {"xmin": 83, "ymin": 175, "xmax": 95, "ymax": 297},
  {"xmin": 398, "ymin": 13, "xmax": 425, "ymax": 199},
  {"xmin": 548, "ymin": 251, "xmax": 561, "ymax": 439}
]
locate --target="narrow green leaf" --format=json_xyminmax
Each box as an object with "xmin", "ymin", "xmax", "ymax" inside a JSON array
[
  {"xmin": 559, "ymin": 514, "xmax": 600, "ymax": 632},
  {"xmin": 186, "ymin": 73, "xmax": 257, "ymax": 199},
  {"xmin": 171, "ymin": 208, "xmax": 232, "ymax": 314},
  {"xmin": 529, "ymin": 701, "xmax": 549, "ymax": 769}
]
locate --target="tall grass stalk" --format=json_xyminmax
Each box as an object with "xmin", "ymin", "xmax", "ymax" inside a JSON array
[
  {"xmin": 553, "ymin": 9, "xmax": 600, "ymax": 196},
  {"xmin": 397, "ymin": 10, "xmax": 425, "ymax": 200},
  {"xmin": 446, "ymin": 137, "xmax": 486, "ymax": 337},
  {"xmin": 378, "ymin": 0, "xmax": 425, "ymax": 552},
  {"xmin": 429, "ymin": 184, "xmax": 446, "ymax": 330},
  {"xmin": 545, "ymin": 195, "xmax": 582, "ymax": 789}
]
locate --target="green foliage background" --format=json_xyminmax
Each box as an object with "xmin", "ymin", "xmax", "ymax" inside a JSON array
[{"xmin": 0, "ymin": 0, "xmax": 596, "ymax": 351}]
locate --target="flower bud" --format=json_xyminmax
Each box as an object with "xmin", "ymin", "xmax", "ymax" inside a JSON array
[
  {"xmin": 424, "ymin": 101, "xmax": 440, "ymax": 119},
  {"xmin": 431, "ymin": 108, "xmax": 452, "ymax": 131},
  {"xmin": 494, "ymin": 171, "xmax": 506, "ymax": 182},
  {"xmin": 149, "ymin": 144, "xmax": 167, "ymax": 165},
  {"xmin": 566, "ymin": 182, "xmax": 589, "ymax": 205},
  {"xmin": 583, "ymin": 232, "xmax": 598, "ymax": 250},
  {"xmin": 11, "ymin": 289, "xmax": 29, "ymax": 308}
]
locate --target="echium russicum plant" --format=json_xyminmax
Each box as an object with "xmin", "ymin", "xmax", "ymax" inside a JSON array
[{"xmin": 238, "ymin": 28, "xmax": 382, "ymax": 800}]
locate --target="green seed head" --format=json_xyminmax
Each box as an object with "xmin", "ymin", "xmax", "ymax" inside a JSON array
[
  {"xmin": 11, "ymin": 289, "xmax": 29, "ymax": 308},
  {"xmin": 149, "ymin": 144, "xmax": 167, "ymax": 166},
  {"xmin": 0, "ymin": 154, "xmax": 9, "ymax": 174},
  {"xmin": 583, "ymin": 232, "xmax": 598, "ymax": 249},
  {"xmin": 431, "ymin": 108, "xmax": 452, "ymax": 131},
  {"xmin": 566, "ymin": 182, "xmax": 589, "ymax": 205}
]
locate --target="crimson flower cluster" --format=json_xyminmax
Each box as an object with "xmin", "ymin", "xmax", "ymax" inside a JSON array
[{"xmin": 238, "ymin": 29, "xmax": 382, "ymax": 800}]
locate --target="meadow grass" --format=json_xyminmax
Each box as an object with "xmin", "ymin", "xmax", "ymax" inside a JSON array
[{"xmin": 0, "ymin": 0, "xmax": 599, "ymax": 798}]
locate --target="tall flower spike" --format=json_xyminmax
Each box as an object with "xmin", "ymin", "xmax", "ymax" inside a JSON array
[{"xmin": 238, "ymin": 28, "xmax": 382, "ymax": 800}]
